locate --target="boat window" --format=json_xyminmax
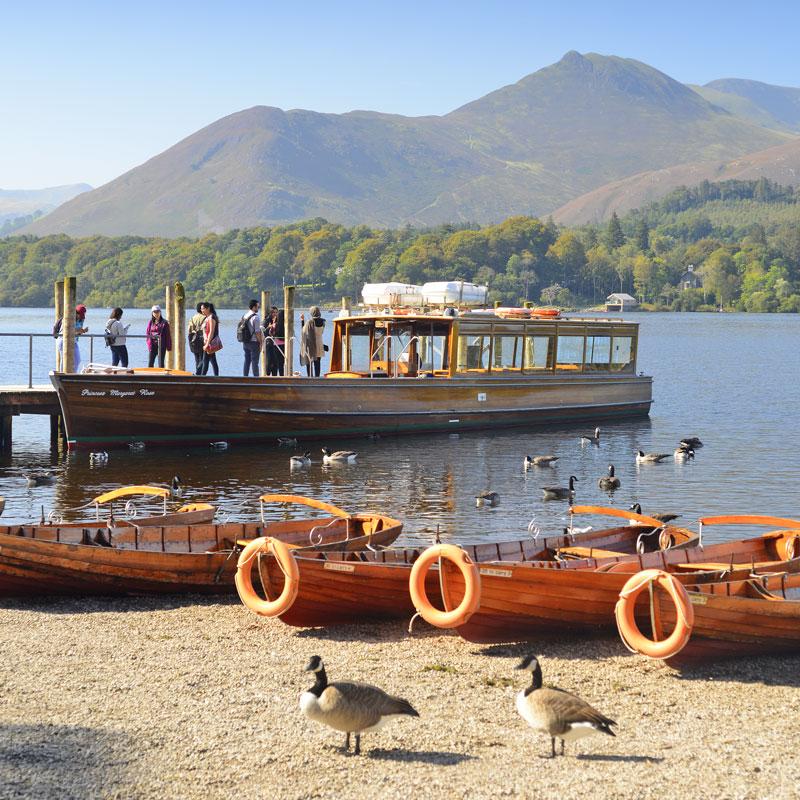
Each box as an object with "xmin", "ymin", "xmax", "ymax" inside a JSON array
[
  {"xmin": 492, "ymin": 336, "xmax": 522, "ymax": 370},
  {"xmin": 457, "ymin": 335, "xmax": 489, "ymax": 371},
  {"xmin": 523, "ymin": 336, "xmax": 553, "ymax": 371},
  {"xmin": 556, "ymin": 336, "xmax": 585, "ymax": 371},
  {"xmin": 417, "ymin": 322, "xmax": 450, "ymax": 373},
  {"xmin": 584, "ymin": 336, "xmax": 611, "ymax": 371},
  {"xmin": 610, "ymin": 337, "xmax": 634, "ymax": 372},
  {"xmin": 344, "ymin": 322, "xmax": 373, "ymax": 372},
  {"xmin": 371, "ymin": 325, "xmax": 390, "ymax": 374}
]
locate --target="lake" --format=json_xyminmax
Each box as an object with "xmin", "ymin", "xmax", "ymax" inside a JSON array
[{"xmin": 0, "ymin": 307, "xmax": 798, "ymax": 546}]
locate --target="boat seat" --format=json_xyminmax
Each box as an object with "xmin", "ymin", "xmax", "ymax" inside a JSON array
[
  {"xmin": 235, "ymin": 539, "xmax": 301, "ymax": 549},
  {"xmin": 673, "ymin": 560, "xmax": 786, "ymax": 572},
  {"xmin": 556, "ymin": 546, "xmax": 626, "ymax": 560}
]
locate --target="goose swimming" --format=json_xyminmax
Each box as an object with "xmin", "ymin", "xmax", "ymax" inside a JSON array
[
  {"xmin": 680, "ymin": 437, "xmax": 703, "ymax": 449},
  {"xmin": 476, "ymin": 491, "xmax": 499, "ymax": 508},
  {"xmin": 128, "ymin": 441, "xmax": 146, "ymax": 452},
  {"xmin": 628, "ymin": 503, "xmax": 680, "ymax": 524},
  {"xmin": 170, "ymin": 476, "xmax": 183, "ymax": 499},
  {"xmin": 674, "ymin": 445, "xmax": 695, "ymax": 461},
  {"xmin": 25, "ymin": 472, "xmax": 54, "ymax": 488},
  {"xmin": 89, "ymin": 451, "xmax": 109, "ymax": 465},
  {"xmin": 580, "ymin": 427, "xmax": 600, "ymax": 445},
  {"xmin": 541, "ymin": 476, "xmax": 577, "ymax": 501},
  {"xmin": 636, "ymin": 450, "xmax": 670, "ymax": 464},
  {"xmin": 597, "ymin": 465, "xmax": 620, "ymax": 491},
  {"xmin": 209, "ymin": 441, "xmax": 228, "ymax": 450},
  {"xmin": 299, "ymin": 655, "xmax": 419, "ymax": 755},
  {"xmin": 278, "ymin": 437, "xmax": 298, "ymax": 447},
  {"xmin": 321, "ymin": 448, "xmax": 358, "ymax": 464},
  {"xmin": 525, "ymin": 455, "xmax": 559, "ymax": 470},
  {"xmin": 290, "ymin": 452, "xmax": 312, "ymax": 468}
]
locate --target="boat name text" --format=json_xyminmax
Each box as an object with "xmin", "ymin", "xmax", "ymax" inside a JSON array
[
  {"xmin": 323, "ymin": 562, "xmax": 356, "ymax": 573},
  {"xmin": 80, "ymin": 388, "xmax": 156, "ymax": 398}
]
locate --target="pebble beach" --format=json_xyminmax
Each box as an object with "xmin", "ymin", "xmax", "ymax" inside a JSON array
[{"xmin": 1, "ymin": 596, "xmax": 798, "ymax": 800}]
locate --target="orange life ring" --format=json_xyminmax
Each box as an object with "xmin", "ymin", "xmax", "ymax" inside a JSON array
[
  {"xmin": 532, "ymin": 307, "xmax": 560, "ymax": 318},
  {"xmin": 235, "ymin": 537, "xmax": 299, "ymax": 617},
  {"xmin": 409, "ymin": 544, "xmax": 480, "ymax": 628},
  {"xmin": 615, "ymin": 569, "xmax": 694, "ymax": 659},
  {"xmin": 495, "ymin": 307, "xmax": 531, "ymax": 319}
]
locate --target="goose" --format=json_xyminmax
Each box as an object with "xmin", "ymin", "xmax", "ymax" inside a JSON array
[
  {"xmin": 674, "ymin": 445, "xmax": 695, "ymax": 461},
  {"xmin": 636, "ymin": 449, "xmax": 670, "ymax": 464},
  {"xmin": 321, "ymin": 448, "xmax": 358, "ymax": 464},
  {"xmin": 299, "ymin": 655, "xmax": 419, "ymax": 755},
  {"xmin": 128, "ymin": 441, "xmax": 146, "ymax": 452},
  {"xmin": 680, "ymin": 436, "xmax": 703, "ymax": 449},
  {"xmin": 597, "ymin": 465, "xmax": 620, "ymax": 491},
  {"xmin": 25, "ymin": 472, "xmax": 54, "ymax": 488},
  {"xmin": 628, "ymin": 503, "xmax": 680, "ymax": 524},
  {"xmin": 89, "ymin": 451, "xmax": 109, "ymax": 465},
  {"xmin": 170, "ymin": 476, "xmax": 183, "ymax": 499},
  {"xmin": 525, "ymin": 455, "xmax": 559, "ymax": 470},
  {"xmin": 278, "ymin": 436, "xmax": 298, "ymax": 447},
  {"xmin": 541, "ymin": 476, "xmax": 577, "ymax": 501},
  {"xmin": 476, "ymin": 491, "xmax": 499, "ymax": 508},
  {"xmin": 366, "ymin": 432, "xmax": 381, "ymax": 441},
  {"xmin": 580, "ymin": 427, "xmax": 600, "ymax": 445},
  {"xmin": 514, "ymin": 654, "xmax": 616, "ymax": 758},
  {"xmin": 290, "ymin": 452, "xmax": 312, "ymax": 468},
  {"xmin": 209, "ymin": 441, "xmax": 228, "ymax": 450}
]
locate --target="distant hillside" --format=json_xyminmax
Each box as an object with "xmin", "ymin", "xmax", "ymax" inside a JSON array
[
  {"xmin": 700, "ymin": 79, "xmax": 800, "ymax": 133},
  {"xmin": 552, "ymin": 138, "xmax": 800, "ymax": 224},
  {"xmin": 23, "ymin": 51, "xmax": 788, "ymax": 238},
  {"xmin": 0, "ymin": 184, "xmax": 91, "ymax": 225}
]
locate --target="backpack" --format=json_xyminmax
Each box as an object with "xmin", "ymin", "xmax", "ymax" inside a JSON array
[
  {"xmin": 236, "ymin": 312, "xmax": 254, "ymax": 343},
  {"xmin": 52, "ymin": 318, "xmax": 63, "ymax": 338},
  {"xmin": 104, "ymin": 323, "xmax": 115, "ymax": 347}
]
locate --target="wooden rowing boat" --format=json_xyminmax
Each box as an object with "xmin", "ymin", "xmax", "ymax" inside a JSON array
[{"xmin": 0, "ymin": 495, "xmax": 401, "ymax": 597}]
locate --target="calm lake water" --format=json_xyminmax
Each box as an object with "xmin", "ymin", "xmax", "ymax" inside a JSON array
[{"xmin": 0, "ymin": 307, "xmax": 798, "ymax": 547}]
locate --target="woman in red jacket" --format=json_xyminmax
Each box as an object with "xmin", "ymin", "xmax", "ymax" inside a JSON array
[{"xmin": 146, "ymin": 305, "xmax": 172, "ymax": 368}]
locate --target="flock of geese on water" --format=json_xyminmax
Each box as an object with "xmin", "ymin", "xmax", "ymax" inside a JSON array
[{"xmin": 301, "ymin": 653, "xmax": 614, "ymax": 758}]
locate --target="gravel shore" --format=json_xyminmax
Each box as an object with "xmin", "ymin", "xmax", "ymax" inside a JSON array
[{"xmin": 1, "ymin": 595, "xmax": 798, "ymax": 800}]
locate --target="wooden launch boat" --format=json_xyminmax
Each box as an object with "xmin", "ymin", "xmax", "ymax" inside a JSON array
[
  {"xmin": 78, "ymin": 485, "xmax": 216, "ymax": 526},
  {"xmin": 430, "ymin": 515, "xmax": 800, "ymax": 644},
  {"xmin": 237, "ymin": 507, "xmax": 695, "ymax": 627},
  {"xmin": 0, "ymin": 495, "xmax": 401, "ymax": 597},
  {"xmin": 51, "ymin": 305, "xmax": 651, "ymax": 449}
]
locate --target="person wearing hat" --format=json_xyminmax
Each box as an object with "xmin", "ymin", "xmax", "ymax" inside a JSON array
[
  {"xmin": 299, "ymin": 306, "xmax": 326, "ymax": 377},
  {"xmin": 145, "ymin": 304, "xmax": 172, "ymax": 368}
]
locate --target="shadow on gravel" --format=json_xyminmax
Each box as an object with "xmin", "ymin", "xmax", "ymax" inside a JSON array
[
  {"xmin": 470, "ymin": 638, "xmax": 623, "ymax": 661},
  {"xmin": 0, "ymin": 594, "xmax": 238, "ymax": 615},
  {"xmin": 0, "ymin": 722, "xmax": 133, "ymax": 798},
  {"xmin": 369, "ymin": 748, "xmax": 475, "ymax": 765},
  {"xmin": 670, "ymin": 654, "xmax": 800, "ymax": 688},
  {"xmin": 294, "ymin": 623, "xmax": 448, "ymax": 643},
  {"xmin": 576, "ymin": 754, "xmax": 664, "ymax": 763}
]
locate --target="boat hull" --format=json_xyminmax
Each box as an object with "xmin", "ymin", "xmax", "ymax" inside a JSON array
[{"xmin": 50, "ymin": 372, "xmax": 652, "ymax": 449}]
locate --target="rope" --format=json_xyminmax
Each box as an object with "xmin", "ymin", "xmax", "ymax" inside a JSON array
[{"xmin": 407, "ymin": 612, "xmax": 421, "ymax": 634}]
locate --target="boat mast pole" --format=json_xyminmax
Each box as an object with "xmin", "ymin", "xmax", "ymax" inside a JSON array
[{"xmin": 284, "ymin": 285, "xmax": 295, "ymax": 377}]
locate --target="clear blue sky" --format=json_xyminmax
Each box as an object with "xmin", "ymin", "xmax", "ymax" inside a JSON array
[{"xmin": 2, "ymin": 0, "xmax": 798, "ymax": 188}]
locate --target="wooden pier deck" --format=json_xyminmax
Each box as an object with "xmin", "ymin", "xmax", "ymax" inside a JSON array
[{"xmin": 0, "ymin": 385, "xmax": 61, "ymax": 450}]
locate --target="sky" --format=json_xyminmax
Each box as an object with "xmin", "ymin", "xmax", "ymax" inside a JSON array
[{"xmin": 2, "ymin": 0, "xmax": 799, "ymax": 189}]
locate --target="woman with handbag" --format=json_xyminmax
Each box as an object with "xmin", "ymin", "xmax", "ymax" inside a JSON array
[
  {"xmin": 146, "ymin": 305, "xmax": 172, "ymax": 368},
  {"xmin": 200, "ymin": 302, "xmax": 222, "ymax": 376}
]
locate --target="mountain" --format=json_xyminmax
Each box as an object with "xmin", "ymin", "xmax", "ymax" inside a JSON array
[
  {"xmin": 22, "ymin": 52, "xmax": 791, "ymax": 237},
  {"xmin": 0, "ymin": 184, "xmax": 91, "ymax": 223},
  {"xmin": 552, "ymin": 138, "xmax": 800, "ymax": 224},
  {"xmin": 694, "ymin": 79, "xmax": 800, "ymax": 133}
]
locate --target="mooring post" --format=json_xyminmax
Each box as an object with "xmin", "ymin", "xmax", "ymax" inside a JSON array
[
  {"xmin": 0, "ymin": 415, "xmax": 11, "ymax": 452},
  {"xmin": 284, "ymin": 286, "xmax": 295, "ymax": 377},
  {"xmin": 54, "ymin": 279, "xmax": 64, "ymax": 371},
  {"xmin": 341, "ymin": 296, "xmax": 351, "ymax": 316},
  {"xmin": 173, "ymin": 282, "xmax": 186, "ymax": 371},
  {"xmin": 164, "ymin": 284, "xmax": 175, "ymax": 370},
  {"xmin": 260, "ymin": 290, "xmax": 270, "ymax": 375},
  {"xmin": 49, "ymin": 414, "xmax": 61, "ymax": 451},
  {"xmin": 62, "ymin": 277, "xmax": 76, "ymax": 373}
]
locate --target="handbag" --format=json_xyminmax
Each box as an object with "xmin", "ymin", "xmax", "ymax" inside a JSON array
[{"xmin": 207, "ymin": 336, "xmax": 223, "ymax": 353}]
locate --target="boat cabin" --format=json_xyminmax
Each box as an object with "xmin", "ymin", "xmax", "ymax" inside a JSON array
[{"xmin": 327, "ymin": 313, "xmax": 639, "ymax": 378}]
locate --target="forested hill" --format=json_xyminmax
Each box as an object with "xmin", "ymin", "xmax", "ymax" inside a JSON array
[{"xmin": 1, "ymin": 179, "xmax": 799, "ymax": 313}]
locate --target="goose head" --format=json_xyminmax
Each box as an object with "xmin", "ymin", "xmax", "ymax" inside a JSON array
[
  {"xmin": 515, "ymin": 654, "xmax": 540, "ymax": 672},
  {"xmin": 304, "ymin": 654, "xmax": 325, "ymax": 673},
  {"xmin": 629, "ymin": 503, "xmax": 642, "ymax": 515}
]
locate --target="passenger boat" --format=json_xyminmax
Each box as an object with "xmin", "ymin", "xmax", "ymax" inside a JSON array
[
  {"xmin": 50, "ymin": 288, "xmax": 651, "ymax": 449},
  {"xmin": 0, "ymin": 495, "xmax": 401, "ymax": 597},
  {"xmin": 236, "ymin": 507, "xmax": 695, "ymax": 627}
]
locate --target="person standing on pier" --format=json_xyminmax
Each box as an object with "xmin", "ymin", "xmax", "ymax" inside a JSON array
[
  {"xmin": 200, "ymin": 302, "xmax": 222, "ymax": 376},
  {"xmin": 56, "ymin": 303, "xmax": 89, "ymax": 371},
  {"xmin": 238, "ymin": 299, "xmax": 263, "ymax": 377},
  {"xmin": 187, "ymin": 303, "xmax": 206, "ymax": 375},
  {"xmin": 106, "ymin": 307, "xmax": 130, "ymax": 367},
  {"xmin": 146, "ymin": 305, "xmax": 172, "ymax": 368},
  {"xmin": 265, "ymin": 307, "xmax": 285, "ymax": 376},
  {"xmin": 300, "ymin": 306, "xmax": 326, "ymax": 377}
]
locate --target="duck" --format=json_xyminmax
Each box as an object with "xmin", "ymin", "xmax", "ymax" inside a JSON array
[
  {"xmin": 278, "ymin": 436, "xmax": 298, "ymax": 447},
  {"xmin": 476, "ymin": 491, "xmax": 499, "ymax": 508},
  {"xmin": 628, "ymin": 503, "xmax": 680, "ymax": 524},
  {"xmin": 321, "ymin": 448, "xmax": 358, "ymax": 464},
  {"xmin": 299, "ymin": 655, "xmax": 419, "ymax": 755},
  {"xmin": 525, "ymin": 455, "xmax": 559, "ymax": 470},
  {"xmin": 680, "ymin": 436, "xmax": 703, "ymax": 449},
  {"xmin": 636, "ymin": 449, "xmax": 671, "ymax": 464},
  {"xmin": 580, "ymin": 427, "xmax": 600, "ymax": 445},
  {"xmin": 209, "ymin": 441, "xmax": 228, "ymax": 450},
  {"xmin": 128, "ymin": 441, "xmax": 146, "ymax": 452},
  {"xmin": 290, "ymin": 452, "xmax": 312, "ymax": 468},
  {"xmin": 89, "ymin": 451, "xmax": 109, "ymax": 465},
  {"xmin": 25, "ymin": 472, "xmax": 54, "ymax": 488},
  {"xmin": 170, "ymin": 476, "xmax": 183, "ymax": 499},
  {"xmin": 541, "ymin": 476, "xmax": 577, "ymax": 501},
  {"xmin": 597, "ymin": 465, "xmax": 620, "ymax": 491},
  {"xmin": 514, "ymin": 654, "xmax": 616, "ymax": 758}
]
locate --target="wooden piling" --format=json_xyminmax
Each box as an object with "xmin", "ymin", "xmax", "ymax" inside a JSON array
[
  {"xmin": 173, "ymin": 282, "xmax": 186, "ymax": 371},
  {"xmin": 54, "ymin": 280, "xmax": 64, "ymax": 371},
  {"xmin": 260, "ymin": 290, "xmax": 270, "ymax": 375},
  {"xmin": 341, "ymin": 296, "xmax": 351, "ymax": 316},
  {"xmin": 165, "ymin": 285, "xmax": 174, "ymax": 370},
  {"xmin": 0, "ymin": 415, "xmax": 11, "ymax": 452},
  {"xmin": 62, "ymin": 277, "xmax": 76, "ymax": 373},
  {"xmin": 284, "ymin": 286, "xmax": 295, "ymax": 377}
]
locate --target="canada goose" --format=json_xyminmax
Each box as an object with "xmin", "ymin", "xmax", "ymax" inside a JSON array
[
  {"xmin": 680, "ymin": 437, "xmax": 703, "ymax": 449},
  {"xmin": 290, "ymin": 452, "xmax": 312, "ymax": 468},
  {"xmin": 25, "ymin": 472, "xmax": 54, "ymax": 488},
  {"xmin": 636, "ymin": 450, "xmax": 670, "ymax": 464},
  {"xmin": 321, "ymin": 448, "xmax": 358, "ymax": 464},
  {"xmin": 674, "ymin": 445, "xmax": 695, "ymax": 461},
  {"xmin": 366, "ymin": 432, "xmax": 381, "ymax": 441},
  {"xmin": 278, "ymin": 436, "xmax": 298, "ymax": 447},
  {"xmin": 89, "ymin": 451, "xmax": 109, "ymax": 464},
  {"xmin": 128, "ymin": 441, "xmax": 146, "ymax": 452},
  {"xmin": 514, "ymin": 654, "xmax": 616, "ymax": 758},
  {"xmin": 299, "ymin": 655, "xmax": 419, "ymax": 755},
  {"xmin": 628, "ymin": 503, "xmax": 680, "ymax": 524},
  {"xmin": 209, "ymin": 441, "xmax": 228, "ymax": 450},
  {"xmin": 476, "ymin": 491, "xmax": 499, "ymax": 508},
  {"xmin": 580, "ymin": 427, "xmax": 600, "ymax": 445},
  {"xmin": 597, "ymin": 465, "xmax": 620, "ymax": 491},
  {"xmin": 525, "ymin": 455, "xmax": 559, "ymax": 470},
  {"xmin": 541, "ymin": 476, "xmax": 577, "ymax": 501},
  {"xmin": 170, "ymin": 476, "xmax": 183, "ymax": 499}
]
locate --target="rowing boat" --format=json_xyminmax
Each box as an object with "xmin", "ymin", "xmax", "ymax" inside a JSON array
[{"xmin": 0, "ymin": 495, "xmax": 401, "ymax": 597}]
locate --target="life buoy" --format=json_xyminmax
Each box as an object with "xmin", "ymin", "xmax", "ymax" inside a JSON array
[
  {"xmin": 615, "ymin": 569, "xmax": 694, "ymax": 660},
  {"xmin": 409, "ymin": 544, "xmax": 480, "ymax": 628},
  {"xmin": 235, "ymin": 537, "xmax": 299, "ymax": 617},
  {"xmin": 531, "ymin": 307, "xmax": 560, "ymax": 318},
  {"xmin": 495, "ymin": 307, "xmax": 531, "ymax": 319}
]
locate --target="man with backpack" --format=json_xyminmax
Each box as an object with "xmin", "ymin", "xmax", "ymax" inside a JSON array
[
  {"xmin": 237, "ymin": 299, "xmax": 263, "ymax": 377},
  {"xmin": 187, "ymin": 303, "xmax": 206, "ymax": 375}
]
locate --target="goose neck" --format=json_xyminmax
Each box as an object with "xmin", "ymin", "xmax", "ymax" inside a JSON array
[
  {"xmin": 308, "ymin": 667, "xmax": 328, "ymax": 697},
  {"xmin": 524, "ymin": 663, "xmax": 543, "ymax": 695}
]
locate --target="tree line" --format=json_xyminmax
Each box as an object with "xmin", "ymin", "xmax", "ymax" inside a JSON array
[{"xmin": 0, "ymin": 178, "xmax": 798, "ymax": 312}]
